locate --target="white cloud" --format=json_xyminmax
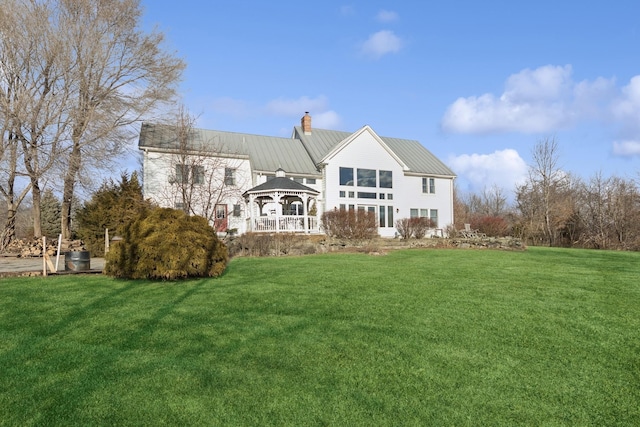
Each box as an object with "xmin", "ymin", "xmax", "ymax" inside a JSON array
[
  {"xmin": 448, "ymin": 149, "xmax": 528, "ymax": 193},
  {"xmin": 441, "ymin": 65, "xmax": 638, "ymax": 136},
  {"xmin": 612, "ymin": 140, "xmax": 640, "ymax": 156},
  {"xmin": 313, "ymin": 110, "xmax": 342, "ymax": 129},
  {"xmin": 442, "ymin": 65, "xmax": 577, "ymax": 134},
  {"xmin": 376, "ymin": 10, "xmax": 398, "ymax": 23},
  {"xmin": 360, "ymin": 30, "xmax": 403, "ymax": 59},
  {"xmin": 265, "ymin": 95, "xmax": 329, "ymax": 116},
  {"xmin": 502, "ymin": 65, "xmax": 573, "ymax": 103},
  {"xmin": 611, "ymin": 76, "xmax": 640, "ymax": 130}
]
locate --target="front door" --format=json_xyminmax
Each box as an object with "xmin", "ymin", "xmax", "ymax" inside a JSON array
[{"xmin": 214, "ymin": 204, "xmax": 228, "ymax": 232}]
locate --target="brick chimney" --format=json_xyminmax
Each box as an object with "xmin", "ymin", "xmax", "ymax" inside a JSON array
[{"xmin": 301, "ymin": 112, "xmax": 311, "ymax": 135}]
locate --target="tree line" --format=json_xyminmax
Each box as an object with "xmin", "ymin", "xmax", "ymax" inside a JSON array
[
  {"xmin": 0, "ymin": 0, "xmax": 184, "ymax": 251},
  {"xmin": 454, "ymin": 138, "xmax": 640, "ymax": 250}
]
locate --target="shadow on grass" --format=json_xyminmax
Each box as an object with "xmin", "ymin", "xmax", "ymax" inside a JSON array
[{"xmin": 0, "ymin": 278, "xmax": 209, "ymax": 424}]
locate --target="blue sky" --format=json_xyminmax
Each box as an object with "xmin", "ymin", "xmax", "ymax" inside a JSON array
[{"xmin": 139, "ymin": 0, "xmax": 640, "ymax": 196}]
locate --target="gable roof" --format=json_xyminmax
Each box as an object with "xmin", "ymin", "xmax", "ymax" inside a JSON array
[
  {"xmin": 293, "ymin": 126, "xmax": 455, "ymax": 177},
  {"xmin": 319, "ymin": 125, "xmax": 409, "ymax": 171},
  {"xmin": 139, "ymin": 121, "xmax": 456, "ymax": 178}
]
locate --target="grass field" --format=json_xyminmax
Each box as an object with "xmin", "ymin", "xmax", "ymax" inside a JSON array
[{"xmin": 0, "ymin": 246, "xmax": 638, "ymax": 426}]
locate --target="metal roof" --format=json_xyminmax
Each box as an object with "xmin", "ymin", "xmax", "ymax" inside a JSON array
[
  {"xmin": 293, "ymin": 126, "xmax": 456, "ymax": 177},
  {"xmin": 139, "ymin": 123, "xmax": 320, "ymax": 176},
  {"xmin": 139, "ymin": 122, "xmax": 456, "ymax": 178},
  {"xmin": 243, "ymin": 177, "xmax": 320, "ymax": 196}
]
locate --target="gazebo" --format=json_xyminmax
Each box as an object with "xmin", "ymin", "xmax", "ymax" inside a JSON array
[{"xmin": 243, "ymin": 169, "xmax": 321, "ymax": 233}]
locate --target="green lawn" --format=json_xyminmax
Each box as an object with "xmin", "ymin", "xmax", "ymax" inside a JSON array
[{"xmin": 0, "ymin": 247, "xmax": 638, "ymax": 426}]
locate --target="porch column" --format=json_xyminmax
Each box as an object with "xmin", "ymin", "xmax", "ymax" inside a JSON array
[
  {"xmin": 302, "ymin": 194, "xmax": 310, "ymax": 234},
  {"xmin": 273, "ymin": 192, "xmax": 281, "ymax": 233},
  {"xmin": 248, "ymin": 194, "xmax": 255, "ymax": 232}
]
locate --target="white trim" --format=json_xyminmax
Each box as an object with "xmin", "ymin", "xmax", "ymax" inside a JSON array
[{"xmin": 320, "ymin": 126, "xmax": 409, "ymax": 171}]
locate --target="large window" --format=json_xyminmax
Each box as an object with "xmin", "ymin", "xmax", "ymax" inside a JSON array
[
  {"xmin": 225, "ymin": 168, "xmax": 236, "ymax": 186},
  {"xmin": 422, "ymin": 177, "xmax": 435, "ymax": 194},
  {"xmin": 379, "ymin": 170, "xmax": 392, "ymax": 188},
  {"xmin": 357, "ymin": 169, "xmax": 376, "ymax": 187},
  {"xmin": 387, "ymin": 206, "xmax": 394, "ymax": 227},
  {"xmin": 340, "ymin": 167, "xmax": 354, "ymax": 186},
  {"xmin": 379, "ymin": 206, "xmax": 386, "ymax": 227}
]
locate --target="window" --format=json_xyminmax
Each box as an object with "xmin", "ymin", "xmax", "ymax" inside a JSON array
[
  {"xmin": 379, "ymin": 193, "xmax": 385, "ymax": 200},
  {"xmin": 340, "ymin": 204, "xmax": 346, "ymax": 210},
  {"xmin": 387, "ymin": 206, "xmax": 394, "ymax": 227},
  {"xmin": 379, "ymin": 170, "xmax": 393, "ymax": 188},
  {"xmin": 420, "ymin": 209, "xmax": 428, "ymax": 217},
  {"xmin": 430, "ymin": 209, "xmax": 438, "ymax": 227},
  {"xmin": 379, "ymin": 206, "xmax": 386, "ymax": 227},
  {"xmin": 410, "ymin": 209, "xmax": 419, "ymax": 218},
  {"xmin": 193, "ymin": 165, "xmax": 205, "ymax": 184},
  {"xmin": 340, "ymin": 167, "xmax": 354, "ymax": 186},
  {"xmin": 266, "ymin": 175, "xmax": 275, "ymax": 181},
  {"xmin": 358, "ymin": 192, "xmax": 377, "ymax": 199},
  {"xmin": 306, "ymin": 178, "xmax": 316, "ymax": 184},
  {"xmin": 348, "ymin": 204, "xmax": 355, "ymax": 211},
  {"xmin": 225, "ymin": 168, "xmax": 236, "ymax": 186},
  {"xmin": 175, "ymin": 164, "xmax": 189, "ymax": 184},
  {"xmin": 233, "ymin": 204, "xmax": 241, "ymax": 217},
  {"xmin": 387, "ymin": 193, "xmax": 393, "ymax": 200},
  {"xmin": 422, "ymin": 177, "xmax": 435, "ymax": 194},
  {"xmin": 293, "ymin": 177, "xmax": 304, "ymax": 183},
  {"xmin": 174, "ymin": 164, "xmax": 204, "ymax": 185},
  {"xmin": 339, "ymin": 191, "xmax": 346, "ymax": 198},
  {"xmin": 348, "ymin": 191, "xmax": 354, "ymax": 198},
  {"xmin": 357, "ymin": 168, "xmax": 376, "ymax": 187}
]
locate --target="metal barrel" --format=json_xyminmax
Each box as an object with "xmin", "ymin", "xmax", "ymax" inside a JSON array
[{"xmin": 65, "ymin": 251, "xmax": 91, "ymax": 271}]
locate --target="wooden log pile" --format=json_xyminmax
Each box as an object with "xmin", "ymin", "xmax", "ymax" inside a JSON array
[{"xmin": 1, "ymin": 238, "xmax": 87, "ymax": 257}]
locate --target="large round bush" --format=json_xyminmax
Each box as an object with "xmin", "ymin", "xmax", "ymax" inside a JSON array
[{"xmin": 105, "ymin": 207, "xmax": 228, "ymax": 279}]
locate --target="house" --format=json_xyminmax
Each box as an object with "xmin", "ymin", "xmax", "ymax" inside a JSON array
[{"xmin": 138, "ymin": 113, "xmax": 456, "ymax": 237}]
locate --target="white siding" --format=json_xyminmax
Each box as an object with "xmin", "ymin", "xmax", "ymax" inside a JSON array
[
  {"xmin": 322, "ymin": 129, "xmax": 454, "ymax": 237},
  {"xmin": 142, "ymin": 149, "xmax": 253, "ymax": 234}
]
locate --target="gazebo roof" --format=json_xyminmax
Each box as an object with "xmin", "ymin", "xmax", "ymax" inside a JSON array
[{"xmin": 243, "ymin": 177, "xmax": 319, "ymax": 196}]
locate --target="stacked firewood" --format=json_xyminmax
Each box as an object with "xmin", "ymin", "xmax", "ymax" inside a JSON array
[{"xmin": 2, "ymin": 238, "xmax": 87, "ymax": 257}]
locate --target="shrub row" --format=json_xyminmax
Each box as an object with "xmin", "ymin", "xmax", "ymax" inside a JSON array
[
  {"xmin": 321, "ymin": 209, "xmax": 378, "ymax": 240},
  {"xmin": 395, "ymin": 217, "xmax": 436, "ymax": 239}
]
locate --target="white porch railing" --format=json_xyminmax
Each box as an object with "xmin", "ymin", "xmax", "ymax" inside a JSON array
[{"xmin": 251, "ymin": 216, "xmax": 319, "ymax": 233}]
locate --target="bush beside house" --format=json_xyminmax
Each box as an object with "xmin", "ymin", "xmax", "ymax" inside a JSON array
[{"xmin": 105, "ymin": 207, "xmax": 228, "ymax": 280}]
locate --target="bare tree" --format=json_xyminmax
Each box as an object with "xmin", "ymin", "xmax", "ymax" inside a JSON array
[
  {"xmin": 579, "ymin": 172, "xmax": 611, "ymax": 249},
  {"xmin": 56, "ymin": 0, "xmax": 185, "ymax": 238},
  {"xmin": 1, "ymin": 0, "xmax": 183, "ymax": 241},
  {"xmin": 151, "ymin": 107, "xmax": 249, "ymax": 230},
  {"xmin": 516, "ymin": 138, "xmax": 574, "ymax": 246},
  {"xmin": 0, "ymin": 0, "xmax": 66, "ymax": 244},
  {"xmin": 578, "ymin": 173, "xmax": 640, "ymax": 250}
]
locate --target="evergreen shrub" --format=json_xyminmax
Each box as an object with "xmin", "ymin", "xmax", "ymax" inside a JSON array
[
  {"xmin": 105, "ymin": 207, "xmax": 228, "ymax": 280},
  {"xmin": 76, "ymin": 172, "xmax": 150, "ymax": 256}
]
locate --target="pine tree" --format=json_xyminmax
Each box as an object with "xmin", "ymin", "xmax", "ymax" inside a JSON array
[
  {"xmin": 75, "ymin": 171, "xmax": 150, "ymax": 256},
  {"xmin": 40, "ymin": 189, "xmax": 61, "ymax": 238}
]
